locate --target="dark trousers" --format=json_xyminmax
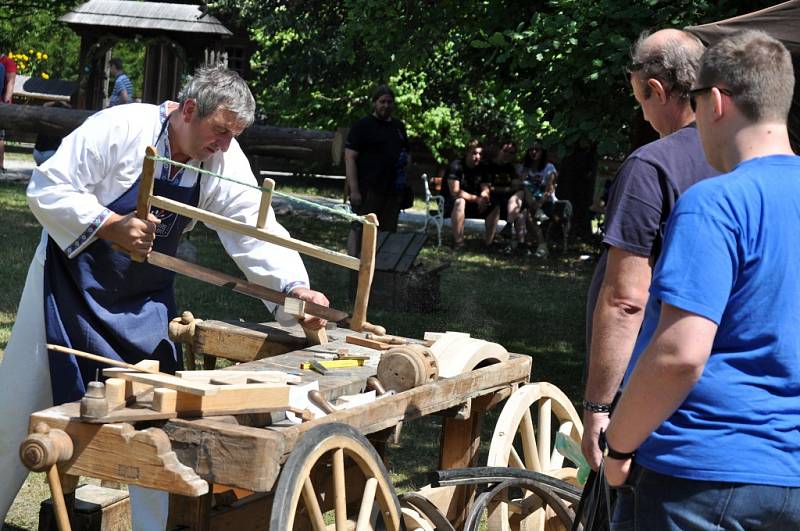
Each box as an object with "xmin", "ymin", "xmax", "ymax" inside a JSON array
[{"xmin": 612, "ymin": 463, "xmax": 800, "ymax": 531}]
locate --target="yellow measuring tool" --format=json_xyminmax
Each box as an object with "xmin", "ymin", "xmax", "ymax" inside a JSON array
[{"xmin": 300, "ymin": 359, "xmax": 365, "ymax": 371}]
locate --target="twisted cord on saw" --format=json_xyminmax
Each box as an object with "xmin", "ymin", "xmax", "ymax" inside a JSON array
[{"xmin": 146, "ymin": 154, "xmax": 375, "ymax": 225}]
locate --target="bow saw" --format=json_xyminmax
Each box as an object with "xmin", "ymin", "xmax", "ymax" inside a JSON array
[{"xmin": 131, "ymin": 146, "xmax": 385, "ymax": 338}]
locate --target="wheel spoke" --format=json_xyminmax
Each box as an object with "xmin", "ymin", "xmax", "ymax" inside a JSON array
[
  {"xmin": 509, "ymin": 446, "xmax": 525, "ymax": 469},
  {"xmin": 355, "ymin": 477, "xmax": 378, "ymax": 531},
  {"xmin": 333, "ymin": 448, "xmax": 347, "ymax": 531},
  {"xmin": 302, "ymin": 476, "xmax": 327, "ymax": 531},
  {"xmin": 520, "ymin": 408, "xmax": 541, "ymax": 471},
  {"xmin": 537, "ymin": 398, "xmax": 552, "ymax": 470}
]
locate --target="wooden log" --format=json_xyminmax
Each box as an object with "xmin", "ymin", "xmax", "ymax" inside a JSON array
[{"xmin": 190, "ymin": 320, "xmax": 308, "ymax": 363}]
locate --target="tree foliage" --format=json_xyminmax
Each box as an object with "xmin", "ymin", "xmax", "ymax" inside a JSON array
[
  {"xmin": 209, "ymin": 0, "xmax": 774, "ymax": 160},
  {"xmin": 0, "ymin": 1, "xmax": 82, "ymax": 81}
]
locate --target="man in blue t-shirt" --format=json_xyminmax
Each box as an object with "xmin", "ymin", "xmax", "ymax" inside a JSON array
[{"xmin": 604, "ymin": 30, "xmax": 800, "ymax": 529}]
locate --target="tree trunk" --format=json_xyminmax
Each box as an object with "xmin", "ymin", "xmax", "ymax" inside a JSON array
[{"xmin": 0, "ymin": 103, "xmax": 339, "ymax": 167}]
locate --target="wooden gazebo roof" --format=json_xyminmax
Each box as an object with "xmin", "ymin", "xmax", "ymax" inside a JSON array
[{"xmin": 59, "ymin": 0, "xmax": 232, "ymax": 36}]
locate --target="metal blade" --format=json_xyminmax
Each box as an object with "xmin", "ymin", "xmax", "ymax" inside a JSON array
[{"xmin": 147, "ymin": 251, "xmax": 349, "ymax": 322}]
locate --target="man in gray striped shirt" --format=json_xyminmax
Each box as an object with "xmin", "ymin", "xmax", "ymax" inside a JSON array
[{"xmin": 109, "ymin": 57, "xmax": 134, "ymax": 106}]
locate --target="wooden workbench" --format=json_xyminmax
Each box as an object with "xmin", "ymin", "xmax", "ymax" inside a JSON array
[{"xmin": 27, "ymin": 327, "xmax": 532, "ymax": 529}]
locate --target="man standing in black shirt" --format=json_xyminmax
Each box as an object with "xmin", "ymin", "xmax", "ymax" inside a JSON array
[
  {"xmin": 345, "ymin": 85, "xmax": 410, "ymax": 235},
  {"xmin": 443, "ymin": 139, "xmax": 495, "ymax": 249}
]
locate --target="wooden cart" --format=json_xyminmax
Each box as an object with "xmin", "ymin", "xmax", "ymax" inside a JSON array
[
  {"xmin": 22, "ymin": 324, "xmax": 576, "ymax": 531},
  {"xmin": 22, "ymin": 149, "xmax": 585, "ymax": 530}
]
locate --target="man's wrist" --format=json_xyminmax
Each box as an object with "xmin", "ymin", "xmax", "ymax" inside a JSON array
[
  {"xmin": 284, "ymin": 281, "xmax": 309, "ymax": 295},
  {"xmin": 603, "ymin": 437, "xmax": 636, "ymax": 460},
  {"xmin": 582, "ymin": 399, "xmax": 612, "ymax": 413}
]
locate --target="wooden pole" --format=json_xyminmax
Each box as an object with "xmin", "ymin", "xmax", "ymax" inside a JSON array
[
  {"xmin": 46, "ymin": 344, "xmax": 162, "ymax": 375},
  {"xmin": 46, "ymin": 465, "xmax": 72, "ymax": 531},
  {"xmin": 256, "ymin": 178, "xmax": 275, "ymax": 230},
  {"xmin": 350, "ymin": 214, "xmax": 378, "ymax": 332},
  {"xmin": 148, "ymin": 195, "xmax": 361, "ymax": 270}
]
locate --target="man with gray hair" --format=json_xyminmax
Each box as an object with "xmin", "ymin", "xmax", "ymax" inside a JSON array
[
  {"xmin": 0, "ymin": 65, "xmax": 329, "ymax": 528},
  {"xmin": 603, "ymin": 30, "xmax": 800, "ymax": 528},
  {"xmin": 581, "ymin": 28, "xmax": 718, "ymax": 469}
]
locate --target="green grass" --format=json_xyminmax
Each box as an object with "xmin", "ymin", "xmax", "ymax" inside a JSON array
[{"xmin": 0, "ymin": 181, "xmax": 595, "ymax": 528}]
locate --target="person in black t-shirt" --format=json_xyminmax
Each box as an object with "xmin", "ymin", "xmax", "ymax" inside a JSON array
[
  {"xmin": 483, "ymin": 141, "xmax": 522, "ymax": 245},
  {"xmin": 345, "ymin": 85, "xmax": 410, "ymax": 236},
  {"xmin": 442, "ymin": 139, "xmax": 496, "ymax": 249}
]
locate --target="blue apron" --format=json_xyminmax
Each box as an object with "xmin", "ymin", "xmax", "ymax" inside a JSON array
[{"xmin": 44, "ymin": 119, "xmax": 202, "ymax": 405}]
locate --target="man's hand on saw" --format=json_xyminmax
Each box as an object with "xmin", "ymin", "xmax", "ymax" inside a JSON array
[
  {"xmin": 98, "ymin": 211, "xmax": 161, "ymax": 260},
  {"xmin": 290, "ymin": 287, "xmax": 330, "ymax": 330}
]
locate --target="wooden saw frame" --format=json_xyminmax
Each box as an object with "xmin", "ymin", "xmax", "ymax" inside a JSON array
[{"xmin": 137, "ymin": 146, "xmax": 379, "ymax": 334}]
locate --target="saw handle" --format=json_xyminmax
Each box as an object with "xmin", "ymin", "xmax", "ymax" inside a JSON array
[{"xmin": 128, "ymin": 146, "xmax": 158, "ymax": 262}]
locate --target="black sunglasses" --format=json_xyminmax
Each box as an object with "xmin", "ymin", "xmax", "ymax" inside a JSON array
[{"xmin": 689, "ymin": 86, "xmax": 734, "ymax": 112}]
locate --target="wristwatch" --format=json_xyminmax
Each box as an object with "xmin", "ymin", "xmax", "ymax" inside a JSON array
[{"xmin": 603, "ymin": 440, "xmax": 635, "ymax": 460}]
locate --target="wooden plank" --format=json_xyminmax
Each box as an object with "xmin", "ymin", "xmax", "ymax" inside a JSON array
[
  {"xmin": 175, "ymin": 370, "xmax": 301, "ymax": 385},
  {"xmin": 394, "ymin": 232, "xmax": 427, "ymax": 273},
  {"xmin": 103, "ymin": 369, "xmax": 221, "ymax": 396},
  {"xmin": 374, "ymin": 232, "xmax": 416, "ymax": 272},
  {"xmin": 174, "ymin": 384, "xmax": 290, "ymax": 412},
  {"xmin": 345, "ymin": 335, "xmax": 393, "ymax": 351},
  {"xmin": 29, "ymin": 406, "xmax": 207, "ymax": 496},
  {"xmin": 149, "ymin": 195, "xmax": 361, "ymax": 270}
]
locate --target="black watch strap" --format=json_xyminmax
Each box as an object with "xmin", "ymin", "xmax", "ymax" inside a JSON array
[{"xmin": 604, "ymin": 440, "xmax": 635, "ymax": 460}]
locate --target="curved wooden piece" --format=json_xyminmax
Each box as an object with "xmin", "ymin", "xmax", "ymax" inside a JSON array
[
  {"xmin": 350, "ymin": 213, "xmax": 378, "ymax": 332},
  {"xmin": 29, "ymin": 409, "xmax": 207, "ymax": 496},
  {"xmin": 430, "ymin": 333, "xmax": 509, "ymax": 377},
  {"xmin": 269, "ymin": 422, "xmax": 402, "ymax": 531},
  {"xmin": 402, "ymin": 506, "xmax": 435, "ymax": 531},
  {"xmin": 486, "ymin": 382, "xmax": 583, "ymax": 531}
]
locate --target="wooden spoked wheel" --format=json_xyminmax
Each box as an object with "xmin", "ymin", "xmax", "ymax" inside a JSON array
[
  {"xmin": 270, "ymin": 422, "xmax": 403, "ymax": 531},
  {"xmin": 486, "ymin": 382, "xmax": 584, "ymax": 531}
]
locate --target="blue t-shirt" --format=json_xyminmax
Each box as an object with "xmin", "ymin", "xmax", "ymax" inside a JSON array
[{"xmin": 627, "ymin": 154, "xmax": 800, "ymax": 486}]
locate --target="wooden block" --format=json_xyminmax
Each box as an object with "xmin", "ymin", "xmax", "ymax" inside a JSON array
[
  {"xmin": 345, "ymin": 335, "xmax": 393, "ymax": 351},
  {"xmin": 174, "ymin": 384, "xmax": 291, "ymax": 413},
  {"xmin": 283, "ymin": 297, "xmax": 306, "ymax": 318},
  {"xmin": 125, "ymin": 360, "xmax": 160, "ymax": 397},
  {"xmin": 39, "ymin": 484, "xmax": 131, "ymax": 531},
  {"xmin": 105, "ymin": 378, "xmax": 126, "ymax": 408},
  {"xmin": 153, "ymin": 388, "xmax": 178, "ymax": 413},
  {"xmin": 302, "ymin": 325, "xmax": 328, "ymax": 346},
  {"xmin": 193, "ymin": 320, "xmax": 306, "ymax": 363}
]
